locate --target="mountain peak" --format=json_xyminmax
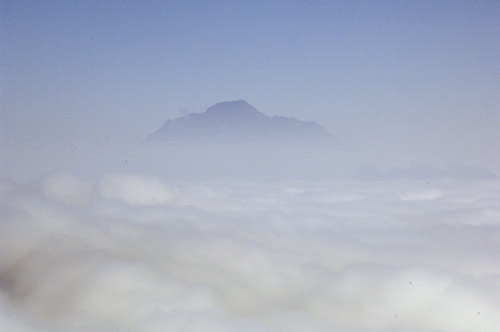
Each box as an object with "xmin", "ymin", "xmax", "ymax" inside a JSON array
[
  {"xmin": 205, "ymin": 100, "xmax": 263, "ymax": 116},
  {"xmin": 148, "ymin": 100, "xmax": 334, "ymax": 143},
  {"xmin": 209, "ymin": 99, "xmax": 251, "ymax": 108}
]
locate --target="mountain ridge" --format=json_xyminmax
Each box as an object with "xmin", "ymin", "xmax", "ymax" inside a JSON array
[{"xmin": 148, "ymin": 100, "xmax": 334, "ymax": 144}]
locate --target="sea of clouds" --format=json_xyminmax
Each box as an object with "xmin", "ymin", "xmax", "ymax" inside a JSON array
[{"xmin": 1, "ymin": 173, "xmax": 499, "ymax": 331}]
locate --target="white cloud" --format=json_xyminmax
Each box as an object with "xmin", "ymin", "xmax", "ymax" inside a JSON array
[
  {"xmin": 99, "ymin": 174, "xmax": 173, "ymax": 206},
  {"xmin": 42, "ymin": 173, "xmax": 93, "ymax": 205},
  {"xmin": 1, "ymin": 175, "xmax": 499, "ymax": 331}
]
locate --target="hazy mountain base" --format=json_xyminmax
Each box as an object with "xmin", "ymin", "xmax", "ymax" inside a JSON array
[
  {"xmin": 356, "ymin": 161, "xmax": 496, "ymax": 181},
  {"xmin": 137, "ymin": 139, "xmax": 350, "ymax": 181},
  {"xmin": 1, "ymin": 175, "xmax": 499, "ymax": 332}
]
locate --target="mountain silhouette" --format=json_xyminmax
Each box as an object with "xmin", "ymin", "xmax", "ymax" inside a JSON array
[{"xmin": 148, "ymin": 100, "xmax": 333, "ymax": 144}]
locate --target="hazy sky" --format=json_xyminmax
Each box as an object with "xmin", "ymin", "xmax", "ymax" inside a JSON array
[{"xmin": 1, "ymin": 0, "xmax": 499, "ymax": 179}]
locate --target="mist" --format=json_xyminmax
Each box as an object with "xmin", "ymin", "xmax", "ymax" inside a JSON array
[
  {"xmin": 2, "ymin": 174, "xmax": 500, "ymax": 331},
  {"xmin": 2, "ymin": 1, "xmax": 500, "ymax": 331}
]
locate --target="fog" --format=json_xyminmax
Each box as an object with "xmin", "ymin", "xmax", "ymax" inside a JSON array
[
  {"xmin": 2, "ymin": 2, "xmax": 500, "ymax": 331},
  {"xmin": 1, "ymin": 174, "xmax": 500, "ymax": 331}
]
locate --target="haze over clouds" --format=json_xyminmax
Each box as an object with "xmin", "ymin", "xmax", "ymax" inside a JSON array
[
  {"xmin": 1, "ymin": 1, "xmax": 500, "ymax": 331},
  {"xmin": 1, "ymin": 174, "xmax": 500, "ymax": 331}
]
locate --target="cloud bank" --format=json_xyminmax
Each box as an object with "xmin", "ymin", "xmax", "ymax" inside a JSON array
[{"xmin": 1, "ymin": 174, "xmax": 500, "ymax": 331}]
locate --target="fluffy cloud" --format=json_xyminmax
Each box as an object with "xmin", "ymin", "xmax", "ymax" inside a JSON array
[
  {"xmin": 42, "ymin": 173, "xmax": 93, "ymax": 205},
  {"xmin": 1, "ymin": 175, "xmax": 499, "ymax": 331},
  {"xmin": 99, "ymin": 174, "xmax": 173, "ymax": 206}
]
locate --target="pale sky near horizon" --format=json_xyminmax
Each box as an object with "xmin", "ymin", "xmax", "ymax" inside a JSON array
[{"xmin": 1, "ymin": 0, "xmax": 499, "ymax": 179}]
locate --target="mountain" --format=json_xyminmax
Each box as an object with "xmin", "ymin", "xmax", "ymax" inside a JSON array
[
  {"xmin": 148, "ymin": 100, "xmax": 334, "ymax": 144},
  {"xmin": 139, "ymin": 100, "xmax": 345, "ymax": 180}
]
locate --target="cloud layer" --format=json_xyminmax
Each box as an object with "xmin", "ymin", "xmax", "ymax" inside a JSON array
[{"xmin": 1, "ymin": 174, "xmax": 500, "ymax": 331}]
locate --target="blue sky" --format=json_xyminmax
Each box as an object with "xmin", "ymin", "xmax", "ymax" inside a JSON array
[{"xmin": 1, "ymin": 0, "xmax": 499, "ymax": 179}]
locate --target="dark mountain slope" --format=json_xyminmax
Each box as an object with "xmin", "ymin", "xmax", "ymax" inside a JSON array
[{"xmin": 148, "ymin": 100, "xmax": 333, "ymax": 144}]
